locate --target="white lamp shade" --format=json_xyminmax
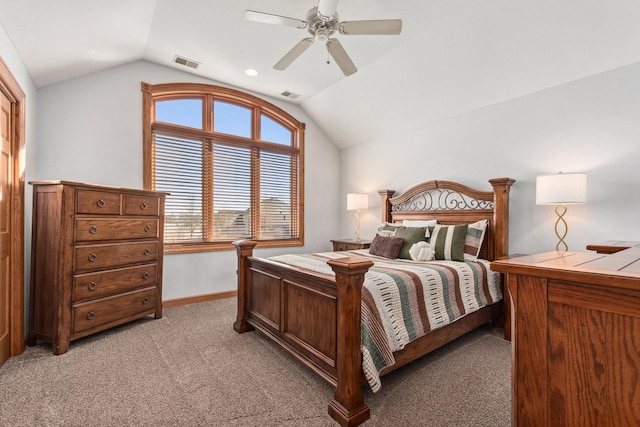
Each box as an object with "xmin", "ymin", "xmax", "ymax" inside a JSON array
[
  {"xmin": 536, "ymin": 173, "xmax": 587, "ymax": 205},
  {"xmin": 347, "ymin": 193, "xmax": 368, "ymax": 211}
]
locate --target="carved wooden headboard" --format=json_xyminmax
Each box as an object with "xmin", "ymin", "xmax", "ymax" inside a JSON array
[{"xmin": 378, "ymin": 178, "xmax": 515, "ymax": 261}]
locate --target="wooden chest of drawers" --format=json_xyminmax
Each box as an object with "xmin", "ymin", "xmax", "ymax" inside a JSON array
[
  {"xmin": 27, "ymin": 181, "xmax": 167, "ymax": 355},
  {"xmin": 491, "ymin": 251, "xmax": 640, "ymax": 425}
]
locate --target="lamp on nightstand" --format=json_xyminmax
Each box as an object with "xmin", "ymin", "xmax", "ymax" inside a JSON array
[
  {"xmin": 347, "ymin": 193, "xmax": 368, "ymax": 242},
  {"xmin": 536, "ymin": 172, "xmax": 587, "ymax": 251}
]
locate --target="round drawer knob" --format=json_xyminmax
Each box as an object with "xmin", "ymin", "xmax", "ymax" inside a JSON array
[
  {"xmin": 144, "ymin": 225, "xmax": 151, "ymax": 232},
  {"xmin": 96, "ymin": 199, "xmax": 105, "ymax": 208},
  {"xmin": 88, "ymin": 253, "xmax": 97, "ymax": 262},
  {"xmin": 89, "ymin": 225, "xmax": 98, "ymax": 234},
  {"xmin": 143, "ymin": 272, "xmax": 150, "ymax": 279},
  {"xmin": 88, "ymin": 281, "xmax": 96, "ymax": 290},
  {"xmin": 143, "ymin": 249, "xmax": 151, "ymax": 256},
  {"xmin": 140, "ymin": 202, "xmax": 148, "ymax": 210},
  {"xmin": 87, "ymin": 312, "xmax": 95, "ymax": 320},
  {"xmin": 142, "ymin": 297, "xmax": 150, "ymax": 304}
]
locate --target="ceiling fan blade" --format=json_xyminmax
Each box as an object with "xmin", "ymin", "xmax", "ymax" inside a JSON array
[
  {"xmin": 339, "ymin": 19, "xmax": 403, "ymax": 35},
  {"xmin": 326, "ymin": 38, "xmax": 357, "ymax": 76},
  {"xmin": 274, "ymin": 38, "xmax": 315, "ymax": 71},
  {"xmin": 317, "ymin": 0, "xmax": 339, "ymax": 20},
  {"xmin": 244, "ymin": 10, "xmax": 307, "ymax": 29}
]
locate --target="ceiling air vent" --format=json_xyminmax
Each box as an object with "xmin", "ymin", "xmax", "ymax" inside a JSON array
[
  {"xmin": 281, "ymin": 90, "xmax": 300, "ymax": 100},
  {"xmin": 173, "ymin": 55, "xmax": 200, "ymax": 69}
]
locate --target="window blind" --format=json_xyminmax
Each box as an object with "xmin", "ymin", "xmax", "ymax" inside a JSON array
[
  {"xmin": 260, "ymin": 151, "xmax": 298, "ymax": 239},
  {"xmin": 152, "ymin": 133, "xmax": 204, "ymax": 242},
  {"xmin": 152, "ymin": 133, "xmax": 300, "ymax": 242}
]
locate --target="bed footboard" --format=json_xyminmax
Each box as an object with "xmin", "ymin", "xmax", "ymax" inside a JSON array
[{"xmin": 233, "ymin": 240, "xmax": 373, "ymax": 427}]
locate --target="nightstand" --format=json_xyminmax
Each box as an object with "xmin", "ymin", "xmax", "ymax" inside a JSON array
[
  {"xmin": 586, "ymin": 240, "xmax": 640, "ymax": 254},
  {"xmin": 330, "ymin": 238, "xmax": 371, "ymax": 251}
]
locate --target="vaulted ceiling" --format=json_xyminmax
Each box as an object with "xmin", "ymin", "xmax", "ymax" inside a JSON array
[{"xmin": 2, "ymin": 0, "xmax": 640, "ymax": 148}]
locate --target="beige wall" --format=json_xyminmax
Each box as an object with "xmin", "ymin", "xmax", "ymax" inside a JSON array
[
  {"xmin": 340, "ymin": 62, "xmax": 640, "ymax": 255},
  {"xmin": 34, "ymin": 60, "xmax": 341, "ymax": 300}
]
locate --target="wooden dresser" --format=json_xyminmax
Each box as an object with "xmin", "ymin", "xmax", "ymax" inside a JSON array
[
  {"xmin": 27, "ymin": 181, "xmax": 167, "ymax": 355},
  {"xmin": 491, "ymin": 251, "xmax": 640, "ymax": 426}
]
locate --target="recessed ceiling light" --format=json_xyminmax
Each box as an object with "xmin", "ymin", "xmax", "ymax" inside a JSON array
[{"xmin": 245, "ymin": 68, "xmax": 259, "ymax": 77}]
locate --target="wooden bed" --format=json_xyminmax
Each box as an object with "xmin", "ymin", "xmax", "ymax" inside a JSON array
[{"xmin": 233, "ymin": 177, "xmax": 515, "ymax": 426}]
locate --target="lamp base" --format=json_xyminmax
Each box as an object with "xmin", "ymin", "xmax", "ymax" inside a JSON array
[{"xmin": 554, "ymin": 204, "xmax": 569, "ymax": 251}]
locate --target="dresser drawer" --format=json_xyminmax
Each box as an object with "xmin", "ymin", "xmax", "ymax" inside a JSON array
[
  {"xmin": 123, "ymin": 194, "xmax": 160, "ymax": 216},
  {"xmin": 76, "ymin": 190, "xmax": 121, "ymax": 215},
  {"xmin": 73, "ymin": 264, "xmax": 157, "ymax": 301},
  {"xmin": 75, "ymin": 219, "xmax": 159, "ymax": 242},
  {"xmin": 75, "ymin": 241, "xmax": 158, "ymax": 271},
  {"xmin": 72, "ymin": 287, "xmax": 157, "ymax": 334}
]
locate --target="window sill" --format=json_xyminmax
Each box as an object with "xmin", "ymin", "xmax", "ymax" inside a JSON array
[{"xmin": 164, "ymin": 238, "xmax": 304, "ymax": 254}]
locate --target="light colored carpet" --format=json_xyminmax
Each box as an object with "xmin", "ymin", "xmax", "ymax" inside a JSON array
[{"xmin": 0, "ymin": 298, "xmax": 510, "ymax": 426}]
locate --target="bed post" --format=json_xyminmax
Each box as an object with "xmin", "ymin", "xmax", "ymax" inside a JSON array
[
  {"xmin": 378, "ymin": 189, "xmax": 395, "ymax": 223},
  {"xmin": 232, "ymin": 240, "xmax": 257, "ymax": 334},
  {"xmin": 489, "ymin": 178, "xmax": 515, "ymax": 260},
  {"xmin": 327, "ymin": 257, "xmax": 374, "ymax": 427}
]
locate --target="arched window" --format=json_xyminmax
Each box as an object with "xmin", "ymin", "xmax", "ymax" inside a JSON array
[{"xmin": 142, "ymin": 82, "xmax": 305, "ymax": 254}]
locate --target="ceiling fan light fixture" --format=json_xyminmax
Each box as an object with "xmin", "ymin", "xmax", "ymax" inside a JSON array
[
  {"xmin": 245, "ymin": 68, "xmax": 259, "ymax": 76},
  {"xmin": 316, "ymin": 27, "xmax": 330, "ymax": 42}
]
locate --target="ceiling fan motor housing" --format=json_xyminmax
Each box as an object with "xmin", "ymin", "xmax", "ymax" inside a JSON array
[{"xmin": 306, "ymin": 7, "xmax": 338, "ymax": 40}]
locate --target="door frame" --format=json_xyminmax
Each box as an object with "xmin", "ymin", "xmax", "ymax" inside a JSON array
[{"xmin": 0, "ymin": 56, "xmax": 26, "ymax": 357}]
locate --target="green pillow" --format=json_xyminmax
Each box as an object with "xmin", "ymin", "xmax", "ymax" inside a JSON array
[
  {"xmin": 428, "ymin": 224, "xmax": 468, "ymax": 261},
  {"xmin": 391, "ymin": 226, "xmax": 428, "ymax": 259}
]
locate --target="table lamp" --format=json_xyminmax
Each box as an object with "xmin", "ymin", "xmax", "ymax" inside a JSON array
[
  {"xmin": 347, "ymin": 193, "xmax": 368, "ymax": 242},
  {"xmin": 536, "ymin": 172, "xmax": 587, "ymax": 251}
]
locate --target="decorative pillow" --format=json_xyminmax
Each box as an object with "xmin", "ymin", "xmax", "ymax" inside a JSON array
[
  {"xmin": 368, "ymin": 235, "xmax": 404, "ymax": 259},
  {"xmin": 409, "ymin": 241, "xmax": 435, "ymax": 261},
  {"xmin": 427, "ymin": 224, "xmax": 468, "ymax": 261},
  {"xmin": 383, "ymin": 222, "xmax": 431, "ymax": 237},
  {"xmin": 380, "ymin": 222, "xmax": 401, "ymax": 231},
  {"xmin": 464, "ymin": 219, "xmax": 488, "ymax": 262},
  {"xmin": 402, "ymin": 219, "xmax": 437, "ymax": 237},
  {"xmin": 402, "ymin": 219, "xmax": 437, "ymax": 227},
  {"xmin": 391, "ymin": 226, "xmax": 429, "ymax": 259},
  {"xmin": 377, "ymin": 229, "xmax": 396, "ymax": 238}
]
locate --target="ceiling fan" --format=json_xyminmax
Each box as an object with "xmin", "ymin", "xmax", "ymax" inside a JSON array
[{"xmin": 244, "ymin": 0, "xmax": 402, "ymax": 76}]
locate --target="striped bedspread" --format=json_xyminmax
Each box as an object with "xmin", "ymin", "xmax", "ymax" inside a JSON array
[{"xmin": 269, "ymin": 250, "xmax": 502, "ymax": 392}]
